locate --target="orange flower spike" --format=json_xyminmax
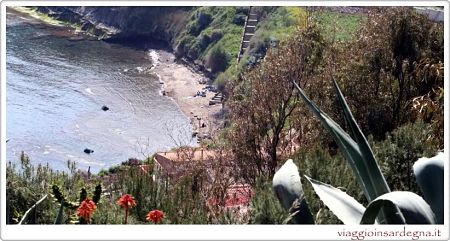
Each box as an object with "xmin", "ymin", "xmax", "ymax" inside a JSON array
[
  {"xmin": 117, "ymin": 194, "xmax": 136, "ymax": 224},
  {"xmin": 146, "ymin": 210, "xmax": 165, "ymax": 224},
  {"xmin": 117, "ymin": 194, "xmax": 137, "ymax": 210},
  {"xmin": 77, "ymin": 198, "xmax": 97, "ymax": 222}
]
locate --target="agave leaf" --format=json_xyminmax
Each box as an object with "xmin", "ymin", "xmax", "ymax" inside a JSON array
[
  {"xmin": 54, "ymin": 199, "xmax": 64, "ymax": 224},
  {"xmin": 273, "ymin": 160, "xmax": 314, "ymax": 224},
  {"xmin": 304, "ymin": 175, "xmax": 365, "ymax": 224},
  {"xmin": 331, "ymin": 79, "xmax": 390, "ymax": 199},
  {"xmin": 360, "ymin": 191, "xmax": 435, "ymax": 224},
  {"xmin": 293, "ymin": 81, "xmax": 390, "ymax": 202},
  {"xmin": 413, "ymin": 152, "xmax": 444, "ymax": 224}
]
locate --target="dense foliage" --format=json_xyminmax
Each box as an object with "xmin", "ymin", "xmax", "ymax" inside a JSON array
[
  {"xmin": 227, "ymin": 6, "xmax": 443, "ymax": 224},
  {"xmin": 7, "ymin": 7, "xmax": 444, "ymax": 225}
]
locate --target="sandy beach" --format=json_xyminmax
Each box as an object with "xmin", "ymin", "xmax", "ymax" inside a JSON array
[{"xmin": 153, "ymin": 50, "xmax": 224, "ymax": 141}]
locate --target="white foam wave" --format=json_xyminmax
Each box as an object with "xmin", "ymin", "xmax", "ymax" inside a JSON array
[
  {"xmin": 148, "ymin": 50, "xmax": 160, "ymax": 66},
  {"xmin": 85, "ymin": 88, "xmax": 95, "ymax": 95},
  {"xmin": 136, "ymin": 66, "xmax": 144, "ymax": 73}
]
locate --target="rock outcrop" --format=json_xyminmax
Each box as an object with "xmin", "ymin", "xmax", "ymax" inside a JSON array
[{"xmin": 36, "ymin": 7, "xmax": 192, "ymax": 47}]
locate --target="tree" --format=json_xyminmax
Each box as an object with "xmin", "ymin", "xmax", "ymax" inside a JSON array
[
  {"xmin": 226, "ymin": 25, "xmax": 326, "ymax": 180},
  {"xmin": 329, "ymin": 7, "xmax": 444, "ymax": 139}
]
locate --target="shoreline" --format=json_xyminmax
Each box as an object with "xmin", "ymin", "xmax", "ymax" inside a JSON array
[
  {"xmin": 152, "ymin": 51, "xmax": 223, "ymax": 142},
  {"xmin": 8, "ymin": 7, "xmax": 223, "ymax": 148}
]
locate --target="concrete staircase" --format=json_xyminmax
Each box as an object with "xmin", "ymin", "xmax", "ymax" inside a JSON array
[
  {"xmin": 237, "ymin": 7, "xmax": 258, "ymax": 64},
  {"xmin": 209, "ymin": 92, "xmax": 223, "ymax": 106}
]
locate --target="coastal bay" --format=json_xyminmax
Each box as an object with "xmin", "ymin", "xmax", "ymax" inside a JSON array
[{"xmin": 6, "ymin": 9, "xmax": 217, "ymax": 172}]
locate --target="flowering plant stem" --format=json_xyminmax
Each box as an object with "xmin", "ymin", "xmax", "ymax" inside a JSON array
[{"xmin": 124, "ymin": 209, "xmax": 128, "ymax": 224}]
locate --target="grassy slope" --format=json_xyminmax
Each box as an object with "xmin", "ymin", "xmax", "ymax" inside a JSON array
[
  {"xmin": 312, "ymin": 10, "xmax": 366, "ymax": 42},
  {"xmin": 214, "ymin": 7, "xmax": 366, "ymax": 87}
]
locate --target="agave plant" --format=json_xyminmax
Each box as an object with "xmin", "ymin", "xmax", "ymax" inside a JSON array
[{"xmin": 272, "ymin": 79, "xmax": 444, "ymax": 224}]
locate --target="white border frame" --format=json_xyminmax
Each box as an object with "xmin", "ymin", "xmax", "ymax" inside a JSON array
[{"xmin": 1, "ymin": 1, "xmax": 448, "ymax": 240}]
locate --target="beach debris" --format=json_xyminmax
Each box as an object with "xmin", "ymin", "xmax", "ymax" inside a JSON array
[
  {"xmin": 84, "ymin": 148, "xmax": 94, "ymax": 154},
  {"xmin": 198, "ymin": 77, "xmax": 208, "ymax": 84},
  {"xmin": 101, "ymin": 105, "xmax": 109, "ymax": 111},
  {"xmin": 195, "ymin": 90, "xmax": 207, "ymax": 97},
  {"xmin": 192, "ymin": 131, "xmax": 198, "ymax": 138},
  {"xmin": 6, "ymin": 139, "xmax": 10, "ymax": 143}
]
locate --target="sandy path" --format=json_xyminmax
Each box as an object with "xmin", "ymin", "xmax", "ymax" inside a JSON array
[{"xmin": 153, "ymin": 51, "xmax": 223, "ymax": 141}]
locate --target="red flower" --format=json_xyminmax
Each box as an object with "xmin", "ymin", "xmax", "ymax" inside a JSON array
[
  {"xmin": 77, "ymin": 198, "xmax": 97, "ymax": 221},
  {"xmin": 146, "ymin": 210, "xmax": 165, "ymax": 224},
  {"xmin": 117, "ymin": 194, "xmax": 136, "ymax": 224},
  {"xmin": 117, "ymin": 194, "xmax": 137, "ymax": 210}
]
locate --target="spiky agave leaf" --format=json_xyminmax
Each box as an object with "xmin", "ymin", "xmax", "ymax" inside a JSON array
[
  {"xmin": 360, "ymin": 191, "xmax": 435, "ymax": 224},
  {"xmin": 273, "ymin": 159, "xmax": 314, "ymax": 224},
  {"xmin": 304, "ymin": 175, "xmax": 365, "ymax": 224},
  {"xmin": 293, "ymin": 80, "xmax": 390, "ymax": 202},
  {"xmin": 331, "ymin": 79, "xmax": 390, "ymax": 200},
  {"xmin": 413, "ymin": 152, "xmax": 444, "ymax": 224},
  {"xmin": 54, "ymin": 199, "xmax": 64, "ymax": 224}
]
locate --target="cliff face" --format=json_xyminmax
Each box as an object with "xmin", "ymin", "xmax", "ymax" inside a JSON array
[{"xmin": 37, "ymin": 7, "xmax": 192, "ymax": 47}]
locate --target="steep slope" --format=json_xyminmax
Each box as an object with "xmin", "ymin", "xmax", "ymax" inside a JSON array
[{"xmin": 36, "ymin": 6, "xmax": 192, "ymax": 46}]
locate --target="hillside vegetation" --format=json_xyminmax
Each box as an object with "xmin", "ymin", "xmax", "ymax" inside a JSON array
[{"xmin": 7, "ymin": 7, "xmax": 443, "ymax": 225}]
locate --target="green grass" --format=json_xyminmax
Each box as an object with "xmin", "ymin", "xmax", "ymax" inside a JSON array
[{"xmin": 312, "ymin": 10, "xmax": 366, "ymax": 42}]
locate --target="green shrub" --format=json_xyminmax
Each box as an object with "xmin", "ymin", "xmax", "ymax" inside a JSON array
[
  {"xmin": 187, "ymin": 11, "xmax": 212, "ymax": 36},
  {"xmin": 187, "ymin": 41, "xmax": 202, "ymax": 59},
  {"xmin": 175, "ymin": 35, "xmax": 195, "ymax": 57},
  {"xmin": 249, "ymin": 178, "xmax": 288, "ymax": 224},
  {"xmin": 372, "ymin": 120, "xmax": 437, "ymax": 193},
  {"xmin": 206, "ymin": 45, "xmax": 229, "ymax": 73},
  {"xmin": 210, "ymin": 29, "xmax": 224, "ymax": 43},
  {"xmin": 232, "ymin": 14, "xmax": 246, "ymax": 25},
  {"xmin": 6, "ymin": 155, "xmax": 93, "ymax": 224},
  {"xmin": 293, "ymin": 146, "xmax": 363, "ymax": 224}
]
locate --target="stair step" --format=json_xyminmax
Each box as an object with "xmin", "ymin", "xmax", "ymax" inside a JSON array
[
  {"xmin": 245, "ymin": 28, "xmax": 256, "ymax": 34},
  {"xmin": 243, "ymin": 34, "xmax": 253, "ymax": 41},
  {"xmin": 237, "ymin": 7, "xmax": 258, "ymax": 64}
]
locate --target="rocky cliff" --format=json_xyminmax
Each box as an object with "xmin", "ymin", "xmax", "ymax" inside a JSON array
[{"xmin": 36, "ymin": 6, "xmax": 192, "ymax": 48}]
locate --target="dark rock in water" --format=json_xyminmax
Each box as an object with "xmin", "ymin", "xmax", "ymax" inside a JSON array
[
  {"xmin": 81, "ymin": 21, "xmax": 95, "ymax": 31},
  {"xmin": 102, "ymin": 105, "xmax": 109, "ymax": 111},
  {"xmin": 84, "ymin": 148, "xmax": 94, "ymax": 154}
]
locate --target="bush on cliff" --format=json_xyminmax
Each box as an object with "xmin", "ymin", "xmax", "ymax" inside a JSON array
[{"xmin": 205, "ymin": 45, "xmax": 229, "ymax": 73}]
